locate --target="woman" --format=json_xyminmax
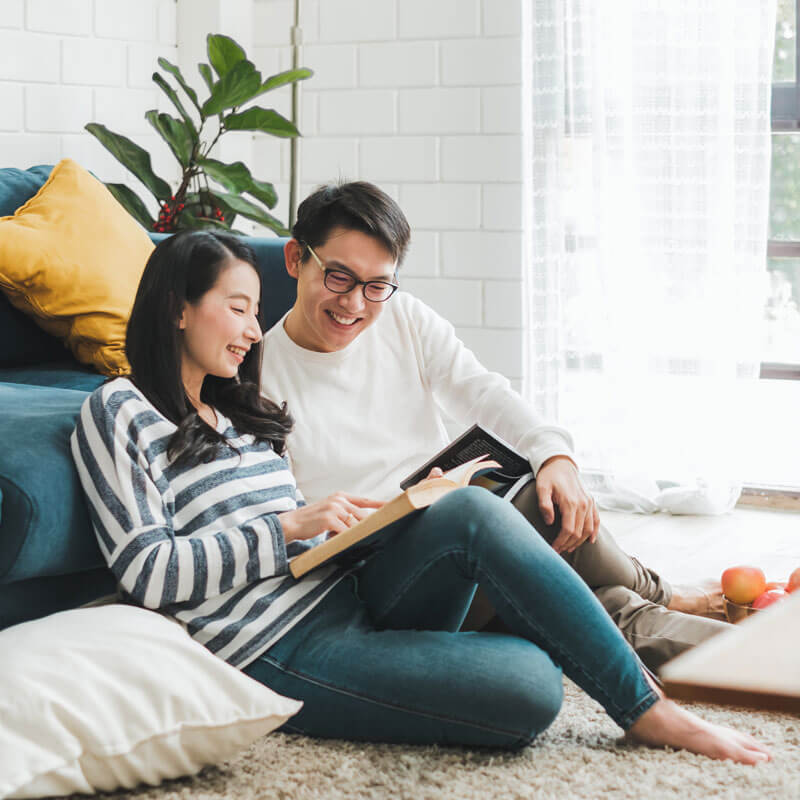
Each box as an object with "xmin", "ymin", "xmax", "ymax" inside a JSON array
[{"xmin": 72, "ymin": 231, "xmax": 769, "ymax": 763}]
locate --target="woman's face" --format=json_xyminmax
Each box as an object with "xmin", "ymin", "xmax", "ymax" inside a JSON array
[{"xmin": 179, "ymin": 258, "xmax": 262, "ymax": 384}]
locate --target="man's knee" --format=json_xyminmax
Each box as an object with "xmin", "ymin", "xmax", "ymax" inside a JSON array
[
  {"xmin": 594, "ymin": 584, "xmax": 729, "ymax": 670},
  {"xmin": 511, "ymin": 481, "xmax": 559, "ymax": 544}
]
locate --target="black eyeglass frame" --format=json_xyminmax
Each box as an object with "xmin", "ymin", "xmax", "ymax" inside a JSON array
[{"xmin": 302, "ymin": 242, "xmax": 399, "ymax": 303}]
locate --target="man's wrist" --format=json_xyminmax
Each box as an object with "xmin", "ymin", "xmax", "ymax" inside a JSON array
[{"xmin": 539, "ymin": 454, "xmax": 579, "ymax": 473}]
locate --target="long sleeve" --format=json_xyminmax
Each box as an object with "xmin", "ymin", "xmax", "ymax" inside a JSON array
[
  {"xmin": 405, "ymin": 295, "xmax": 577, "ymax": 475},
  {"xmin": 71, "ymin": 387, "xmax": 290, "ymax": 611}
]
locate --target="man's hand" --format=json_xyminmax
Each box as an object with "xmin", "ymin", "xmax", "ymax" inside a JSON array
[{"xmin": 536, "ymin": 456, "xmax": 599, "ymax": 555}]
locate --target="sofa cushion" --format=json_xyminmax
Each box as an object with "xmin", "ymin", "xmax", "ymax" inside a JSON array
[
  {"xmin": 0, "ymin": 166, "xmax": 71, "ymax": 368},
  {"xmin": 247, "ymin": 236, "xmax": 297, "ymax": 332},
  {"xmin": 0, "ymin": 174, "xmax": 152, "ymax": 370},
  {"xmin": 0, "ymin": 568, "xmax": 116, "ymax": 631},
  {"xmin": 0, "ymin": 363, "xmax": 106, "ymax": 392},
  {"xmin": 0, "ymin": 291, "xmax": 71, "ymax": 367},
  {"xmin": 0, "ymin": 159, "xmax": 154, "ymax": 376},
  {"xmin": 0, "ymin": 165, "xmax": 51, "ymax": 217},
  {"xmin": 0, "ymin": 383, "xmax": 104, "ymax": 584}
]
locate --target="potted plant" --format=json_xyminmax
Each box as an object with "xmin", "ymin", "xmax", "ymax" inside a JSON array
[{"xmin": 86, "ymin": 33, "xmax": 311, "ymax": 236}]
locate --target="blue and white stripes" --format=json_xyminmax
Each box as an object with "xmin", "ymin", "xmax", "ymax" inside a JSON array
[{"xmin": 71, "ymin": 377, "xmax": 343, "ymax": 669}]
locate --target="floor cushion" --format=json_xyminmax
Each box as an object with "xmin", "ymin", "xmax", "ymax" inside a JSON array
[{"xmin": 0, "ymin": 604, "xmax": 302, "ymax": 798}]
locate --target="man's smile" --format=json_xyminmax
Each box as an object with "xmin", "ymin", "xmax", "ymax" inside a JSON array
[{"xmin": 326, "ymin": 310, "xmax": 360, "ymax": 327}]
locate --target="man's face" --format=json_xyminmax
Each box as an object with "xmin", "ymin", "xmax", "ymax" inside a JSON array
[{"xmin": 284, "ymin": 227, "xmax": 397, "ymax": 353}]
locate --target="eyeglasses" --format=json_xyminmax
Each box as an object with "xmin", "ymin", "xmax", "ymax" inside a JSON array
[{"xmin": 303, "ymin": 243, "xmax": 399, "ymax": 303}]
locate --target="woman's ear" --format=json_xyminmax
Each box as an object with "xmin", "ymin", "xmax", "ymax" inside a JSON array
[
  {"xmin": 169, "ymin": 291, "xmax": 187, "ymax": 329},
  {"xmin": 284, "ymin": 239, "xmax": 303, "ymax": 279}
]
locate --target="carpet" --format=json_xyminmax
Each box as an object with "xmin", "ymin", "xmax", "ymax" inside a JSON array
[{"xmin": 86, "ymin": 680, "xmax": 799, "ymax": 800}]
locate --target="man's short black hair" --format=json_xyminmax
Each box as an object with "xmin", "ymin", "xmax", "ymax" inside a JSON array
[{"xmin": 292, "ymin": 181, "xmax": 411, "ymax": 266}]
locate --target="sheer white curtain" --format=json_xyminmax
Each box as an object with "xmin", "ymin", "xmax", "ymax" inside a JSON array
[{"xmin": 522, "ymin": 0, "xmax": 776, "ymax": 511}]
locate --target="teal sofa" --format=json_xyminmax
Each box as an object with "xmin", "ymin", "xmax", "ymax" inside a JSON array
[{"xmin": 0, "ymin": 166, "xmax": 294, "ymax": 630}]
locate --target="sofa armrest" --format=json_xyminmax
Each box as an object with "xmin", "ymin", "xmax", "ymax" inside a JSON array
[{"xmin": 0, "ymin": 383, "xmax": 103, "ymax": 585}]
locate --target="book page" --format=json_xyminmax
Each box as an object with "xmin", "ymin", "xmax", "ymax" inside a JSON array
[
  {"xmin": 441, "ymin": 454, "xmax": 494, "ymax": 486},
  {"xmin": 400, "ymin": 424, "xmax": 531, "ymax": 490}
]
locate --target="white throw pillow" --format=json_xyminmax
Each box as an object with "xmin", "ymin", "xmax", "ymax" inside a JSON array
[{"xmin": 0, "ymin": 604, "xmax": 302, "ymax": 798}]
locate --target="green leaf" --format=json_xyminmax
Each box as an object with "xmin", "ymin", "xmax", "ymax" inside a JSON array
[
  {"xmin": 198, "ymin": 62, "xmax": 214, "ymax": 93},
  {"xmin": 202, "ymin": 60, "xmax": 262, "ymax": 116},
  {"xmin": 145, "ymin": 111, "xmax": 194, "ymax": 167},
  {"xmin": 215, "ymin": 191, "xmax": 289, "ymax": 235},
  {"xmin": 105, "ymin": 183, "xmax": 155, "ymax": 229},
  {"xmin": 224, "ymin": 107, "xmax": 298, "ymax": 138},
  {"xmin": 157, "ymin": 57, "xmax": 201, "ymax": 113},
  {"xmin": 244, "ymin": 176, "xmax": 279, "ymax": 209},
  {"xmin": 152, "ymin": 72, "xmax": 198, "ymax": 139},
  {"xmin": 197, "ymin": 158, "xmax": 250, "ymax": 191},
  {"xmin": 207, "ymin": 33, "xmax": 246, "ymax": 79},
  {"xmin": 197, "ymin": 157, "xmax": 278, "ymax": 208},
  {"xmin": 84, "ymin": 123, "xmax": 172, "ymax": 201},
  {"xmin": 260, "ymin": 67, "xmax": 313, "ymax": 92}
]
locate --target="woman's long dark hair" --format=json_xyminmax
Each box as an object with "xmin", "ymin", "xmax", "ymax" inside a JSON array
[{"xmin": 126, "ymin": 230, "xmax": 293, "ymax": 467}]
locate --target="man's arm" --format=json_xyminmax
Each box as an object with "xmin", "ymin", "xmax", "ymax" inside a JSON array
[{"xmin": 406, "ymin": 294, "xmax": 598, "ymax": 548}]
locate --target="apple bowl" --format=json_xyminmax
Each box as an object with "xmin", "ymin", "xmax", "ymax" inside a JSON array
[{"xmin": 722, "ymin": 595, "xmax": 760, "ymax": 624}]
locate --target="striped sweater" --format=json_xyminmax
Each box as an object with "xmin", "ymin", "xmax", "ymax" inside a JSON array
[{"xmin": 71, "ymin": 377, "xmax": 344, "ymax": 669}]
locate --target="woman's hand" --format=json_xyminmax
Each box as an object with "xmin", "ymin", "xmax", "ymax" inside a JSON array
[
  {"xmin": 536, "ymin": 456, "xmax": 599, "ymax": 555},
  {"xmin": 279, "ymin": 493, "xmax": 384, "ymax": 544}
]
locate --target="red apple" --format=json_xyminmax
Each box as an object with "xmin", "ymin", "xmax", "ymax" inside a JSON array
[
  {"xmin": 765, "ymin": 581, "xmax": 787, "ymax": 591},
  {"xmin": 721, "ymin": 566, "xmax": 766, "ymax": 605},
  {"xmin": 787, "ymin": 567, "xmax": 800, "ymax": 594},
  {"xmin": 751, "ymin": 589, "xmax": 788, "ymax": 610}
]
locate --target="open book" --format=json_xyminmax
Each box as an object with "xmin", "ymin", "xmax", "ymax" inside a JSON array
[
  {"xmin": 289, "ymin": 455, "xmax": 500, "ymax": 579},
  {"xmin": 399, "ymin": 423, "xmax": 533, "ymax": 499}
]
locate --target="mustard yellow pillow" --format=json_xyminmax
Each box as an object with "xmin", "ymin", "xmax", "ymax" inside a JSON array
[{"xmin": 0, "ymin": 159, "xmax": 154, "ymax": 376}]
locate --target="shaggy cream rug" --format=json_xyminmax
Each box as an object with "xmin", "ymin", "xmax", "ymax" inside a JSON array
[{"xmin": 89, "ymin": 680, "xmax": 799, "ymax": 800}]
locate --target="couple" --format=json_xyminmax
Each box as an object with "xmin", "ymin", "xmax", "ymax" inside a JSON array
[{"xmin": 71, "ymin": 182, "xmax": 769, "ymax": 764}]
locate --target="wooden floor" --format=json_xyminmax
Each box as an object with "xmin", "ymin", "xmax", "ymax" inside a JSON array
[{"xmin": 604, "ymin": 507, "xmax": 800, "ymax": 585}]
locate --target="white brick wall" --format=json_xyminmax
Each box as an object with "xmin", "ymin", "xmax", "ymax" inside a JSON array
[
  {"xmin": 1, "ymin": 0, "xmax": 525, "ymax": 383},
  {"xmin": 252, "ymin": 0, "xmax": 525, "ymax": 380},
  {"xmin": 0, "ymin": 2, "xmax": 25, "ymax": 29},
  {"xmin": 27, "ymin": 0, "xmax": 92, "ymax": 35},
  {"xmin": 0, "ymin": 0, "xmax": 179, "ymax": 213}
]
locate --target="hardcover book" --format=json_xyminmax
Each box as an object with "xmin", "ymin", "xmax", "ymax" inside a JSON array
[{"xmin": 289, "ymin": 455, "xmax": 501, "ymax": 579}]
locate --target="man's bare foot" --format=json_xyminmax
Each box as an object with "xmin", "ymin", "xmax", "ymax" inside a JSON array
[
  {"xmin": 668, "ymin": 578, "xmax": 725, "ymax": 619},
  {"xmin": 625, "ymin": 696, "xmax": 772, "ymax": 764}
]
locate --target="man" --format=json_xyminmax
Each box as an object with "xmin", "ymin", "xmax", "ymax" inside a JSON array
[{"xmin": 261, "ymin": 181, "xmax": 727, "ymax": 670}]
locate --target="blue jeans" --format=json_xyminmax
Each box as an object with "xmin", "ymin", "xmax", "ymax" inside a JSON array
[{"xmin": 244, "ymin": 488, "xmax": 658, "ymax": 749}]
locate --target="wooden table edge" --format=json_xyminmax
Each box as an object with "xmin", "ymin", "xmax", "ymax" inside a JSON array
[{"xmin": 663, "ymin": 680, "xmax": 800, "ymax": 714}]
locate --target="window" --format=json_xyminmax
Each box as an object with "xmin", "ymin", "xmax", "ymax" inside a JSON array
[
  {"xmin": 765, "ymin": 0, "xmax": 800, "ymax": 378},
  {"xmin": 740, "ymin": 0, "xmax": 800, "ymax": 495}
]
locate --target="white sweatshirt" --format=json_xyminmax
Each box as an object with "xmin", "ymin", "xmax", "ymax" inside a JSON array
[{"xmin": 260, "ymin": 291, "xmax": 575, "ymax": 503}]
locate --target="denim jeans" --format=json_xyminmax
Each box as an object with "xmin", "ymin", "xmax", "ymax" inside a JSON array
[{"xmin": 244, "ymin": 487, "xmax": 659, "ymax": 750}]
